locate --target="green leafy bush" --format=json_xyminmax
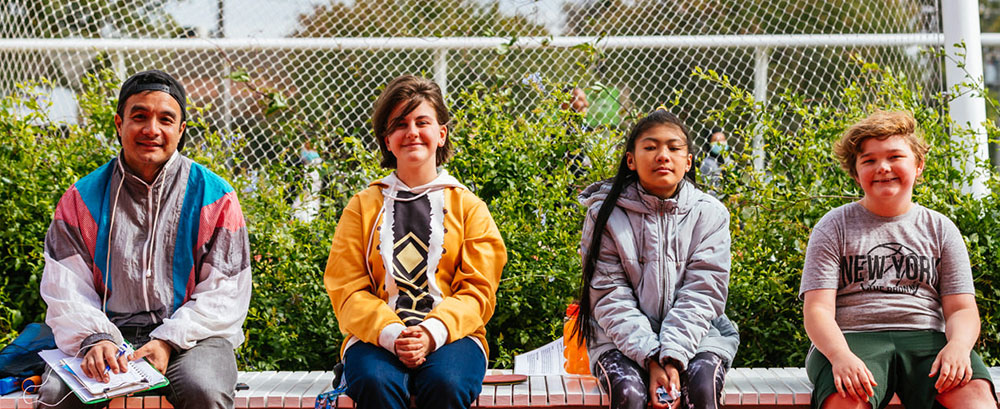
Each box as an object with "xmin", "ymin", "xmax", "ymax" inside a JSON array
[
  {"xmin": 445, "ymin": 82, "xmax": 614, "ymax": 366},
  {"xmin": 0, "ymin": 72, "xmax": 119, "ymax": 331}
]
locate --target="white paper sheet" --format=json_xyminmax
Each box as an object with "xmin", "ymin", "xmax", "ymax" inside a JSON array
[{"xmin": 513, "ymin": 337, "xmax": 568, "ymax": 375}]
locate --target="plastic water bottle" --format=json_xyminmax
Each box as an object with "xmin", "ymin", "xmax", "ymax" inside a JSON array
[{"xmin": 563, "ymin": 303, "xmax": 591, "ymax": 374}]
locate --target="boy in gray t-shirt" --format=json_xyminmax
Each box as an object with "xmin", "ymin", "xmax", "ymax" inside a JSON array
[
  {"xmin": 800, "ymin": 201, "xmax": 973, "ymax": 333},
  {"xmin": 800, "ymin": 111, "xmax": 995, "ymax": 409}
]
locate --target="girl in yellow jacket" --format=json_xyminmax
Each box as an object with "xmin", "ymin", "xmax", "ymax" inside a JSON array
[{"xmin": 324, "ymin": 75, "xmax": 507, "ymax": 409}]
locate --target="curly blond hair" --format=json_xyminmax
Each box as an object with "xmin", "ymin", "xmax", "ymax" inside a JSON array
[{"xmin": 833, "ymin": 110, "xmax": 929, "ymax": 180}]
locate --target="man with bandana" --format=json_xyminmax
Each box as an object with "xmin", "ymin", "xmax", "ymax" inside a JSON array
[{"xmin": 36, "ymin": 70, "xmax": 251, "ymax": 409}]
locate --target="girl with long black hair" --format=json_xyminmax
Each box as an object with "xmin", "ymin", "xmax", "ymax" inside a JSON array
[{"xmin": 574, "ymin": 108, "xmax": 739, "ymax": 409}]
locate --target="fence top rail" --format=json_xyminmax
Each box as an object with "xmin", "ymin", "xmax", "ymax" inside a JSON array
[{"xmin": 0, "ymin": 33, "xmax": 954, "ymax": 52}]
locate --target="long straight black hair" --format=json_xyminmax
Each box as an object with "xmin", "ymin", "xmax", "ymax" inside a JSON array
[{"xmin": 573, "ymin": 109, "xmax": 693, "ymax": 345}]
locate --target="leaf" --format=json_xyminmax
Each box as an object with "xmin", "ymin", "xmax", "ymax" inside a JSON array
[
  {"xmin": 264, "ymin": 92, "xmax": 289, "ymax": 116},
  {"xmin": 227, "ymin": 69, "xmax": 251, "ymax": 83}
]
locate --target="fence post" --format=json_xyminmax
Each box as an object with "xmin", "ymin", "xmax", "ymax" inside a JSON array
[
  {"xmin": 217, "ymin": 0, "xmax": 234, "ymax": 146},
  {"xmin": 942, "ymin": 0, "xmax": 989, "ymax": 196},
  {"xmin": 435, "ymin": 49, "xmax": 448, "ymax": 97},
  {"xmin": 113, "ymin": 51, "xmax": 125, "ymax": 82},
  {"xmin": 752, "ymin": 46, "xmax": 769, "ymax": 172}
]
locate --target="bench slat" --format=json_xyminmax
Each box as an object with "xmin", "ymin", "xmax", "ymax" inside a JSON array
[
  {"xmin": 298, "ymin": 372, "xmax": 336, "ymax": 408},
  {"xmin": 142, "ymin": 395, "xmax": 164, "ymax": 408},
  {"xmin": 722, "ymin": 368, "xmax": 741, "ymax": 405},
  {"xmin": 262, "ymin": 371, "xmax": 310, "ymax": 408},
  {"xmin": 751, "ymin": 368, "xmax": 794, "ymax": 405},
  {"xmin": 512, "ymin": 375, "xmax": 530, "ymax": 406},
  {"xmin": 280, "ymin": 370, "xmax": 325, "ymax": 408},
  {"xmin": 544, "ymin": 374, "xmax": 566, "ymax": 406},
  {"xmin": 249, "ymin": 371, "xmax": 295, "ymax": 408},
  {"xmin": 562, "ymin": 375, "xmax": 584, "ymax": 406},
  {"xmin": 528, "ymin": 376, "xmax": 547, "ymax": 406},
  {"xmin": 131, "ymin": 395, "xmax": 148, "ymax": 408},
  {"xmin": 726, "ymin": 369, "xmax": 759, "ymax": 404},
  {"xmin": 234, "ymin": 371, "xmax": 268, "ymax": 408},
  {"xmin": 772, "ymin": 367, "xmax": 813, "ymax": 404},
  {"xmin": 477, "ymin": 383, "xmax": 496, "ymax": 407},
  {"xmin": 743, "ymin": 368, "xmax": 777, "ymax": 404},
  {"xmin": 266, "ymin": 372, "xmax": 309, "ymax": 408},
  {"xmin": 0, "ymin": 392, "xmax": 24, "ymax": 409},
  {"xmin": 0, "ymin": 393, "xmax": 14, "ymax": 409},
  {"xmin": 494, "ymin": 383, "xmax": 514, "ymax": 406},
  {"xmin": 578, "ymin": 375, "xmax": 603, "ymax": 406}
]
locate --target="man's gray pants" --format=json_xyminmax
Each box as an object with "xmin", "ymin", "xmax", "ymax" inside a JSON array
[{"xmin": 35, "ymin": 336, "xmax": 237, "ymax": 409}]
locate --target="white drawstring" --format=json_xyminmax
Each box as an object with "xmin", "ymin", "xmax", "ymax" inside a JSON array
[
  {"xmin": 141, "ymin": 163, "xmax": 168, "ymax": 324},
  {"xmin": 104, "ymin": 158, "xmax": 127, "ymax": 315}
]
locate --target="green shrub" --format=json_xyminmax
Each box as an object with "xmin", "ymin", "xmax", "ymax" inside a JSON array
[
  {"xmin": 0, "ymin": 72, "xmax": 119, "ymax": 331},
  {"xmin": 445, "ymin": 82, "xmax": 615, "ymax": 366}
]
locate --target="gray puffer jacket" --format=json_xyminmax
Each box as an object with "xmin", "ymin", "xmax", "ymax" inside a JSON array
[{"xmin": 580, "ymin": 179, "xmax": 739, "ymax": 373}]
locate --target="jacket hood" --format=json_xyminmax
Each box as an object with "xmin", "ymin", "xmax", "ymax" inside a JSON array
[
  {"xmin": 372, "ymin": 169, "xmax": 467, "ymax": 199},
  {"xmin": 579, "ymin": 178, "xmax": 706, "ymax": 216}
]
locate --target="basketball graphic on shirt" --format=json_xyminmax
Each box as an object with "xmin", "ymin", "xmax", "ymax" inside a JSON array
[
  {"xmin": 867, "ymin": 242, "xmax": 912, "ymax": 277},
  {"xmin": 868, "ymin": 242, "xmax": 911, "ymax": 258},
  {"xmin": 843, "ymin": 241, "xmax": 937, "ymax": 293}
]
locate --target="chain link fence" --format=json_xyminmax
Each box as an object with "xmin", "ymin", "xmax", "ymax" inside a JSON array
[{"xmin": 1, "ymin": 0, "xmax": 947, "ymax": 183}]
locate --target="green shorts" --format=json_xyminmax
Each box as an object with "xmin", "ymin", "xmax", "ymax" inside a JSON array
[{"xmin": 806, "ymin": 331, "xmax": 994, "ymax": 409}]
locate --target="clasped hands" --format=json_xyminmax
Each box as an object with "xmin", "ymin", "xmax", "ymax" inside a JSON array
[
  {"xmin": 394, "ymin": 326, "xmax": 436, "ymax": 369},
  {"xmin": 647, "ymin": 359, "xmax": 681, "ymax": 409},
  {"xmin": 80, "ymin": 339, "xmax": 172, "ymax": 383}
]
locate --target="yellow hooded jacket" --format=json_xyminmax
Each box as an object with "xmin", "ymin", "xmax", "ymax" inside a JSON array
[{"xmin": 324, "ymin": 173, "xmax": 506, "ymax": 358}]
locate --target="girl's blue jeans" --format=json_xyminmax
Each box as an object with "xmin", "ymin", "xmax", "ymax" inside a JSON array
[{"xmin": 343, "ymin": 337, "xmax": 486, "ymax": 409}]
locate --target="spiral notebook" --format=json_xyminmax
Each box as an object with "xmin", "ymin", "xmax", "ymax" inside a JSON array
[{"xmin": 39, "ymin": 347, "xmax": 169, "ymax": 404}]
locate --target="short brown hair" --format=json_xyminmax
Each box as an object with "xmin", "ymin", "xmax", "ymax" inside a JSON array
[
  {"xmin": 834, "ymin": 110, "xmax": 929, "ymax": 180},
  {"xmin": 371, "ymin": 75, "xmax": 453, "ymax": 169}
]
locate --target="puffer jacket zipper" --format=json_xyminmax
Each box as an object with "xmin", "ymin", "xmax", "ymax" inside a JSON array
[{"xmin": 658, "ymin": 200, "xmax": 668, "ymax": 321}]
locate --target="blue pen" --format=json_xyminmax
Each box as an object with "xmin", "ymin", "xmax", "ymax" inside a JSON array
[{"xmin": 104, "ymin": 342, "xmax": 129, "ymax": 376}]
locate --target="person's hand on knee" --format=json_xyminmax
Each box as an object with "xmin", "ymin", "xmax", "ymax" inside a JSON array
[
  {"xmin": 395, "ymin": 326, "xmax": 435, "ymax": 368},
  {"xmin": 133, "ymin": 339, "xmax": 173, "ymax": 373},
  {"xmin": 81, "ymin": 340, "xmax": 127, "ymax": 382},
  {"xmin": 829, "ymin": 351, "xmax": 877, "ymax": 403},
  {"xmin": 930, "ymin": 342, "xmax": 973, "ymax": 393}
]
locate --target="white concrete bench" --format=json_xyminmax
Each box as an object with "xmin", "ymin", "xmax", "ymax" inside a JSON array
[{"xmin": 4, "ymin": 368, "xmax": 999, "ymax": 408}]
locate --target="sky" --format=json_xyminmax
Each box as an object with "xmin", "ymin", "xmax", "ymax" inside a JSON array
[{"xmin": 164, "ymin": 0, "xmax": 571, "ymax": 38}]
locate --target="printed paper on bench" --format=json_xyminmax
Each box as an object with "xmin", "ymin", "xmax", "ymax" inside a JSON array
[
  {"xmin": 38, "ymin": 348, "xmax": 168, "ymax": 404},
  {"xmin": 513, "ymin": 337, "xmax": 567, "ymax": 375}
]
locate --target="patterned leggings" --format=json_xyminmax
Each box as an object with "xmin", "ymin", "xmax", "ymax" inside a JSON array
[{"xmin": 595, "ymin": 350, "xmax": 727, "ymax": 409}]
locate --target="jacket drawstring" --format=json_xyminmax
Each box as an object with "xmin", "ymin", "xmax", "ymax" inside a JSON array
[
  {"xmin": 104, "ymin": 158, "xmax": 127, "ymax": 315},
  {"xmin": 105, "ymin": 152, "xmax": 176, "ymax": 319}
]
